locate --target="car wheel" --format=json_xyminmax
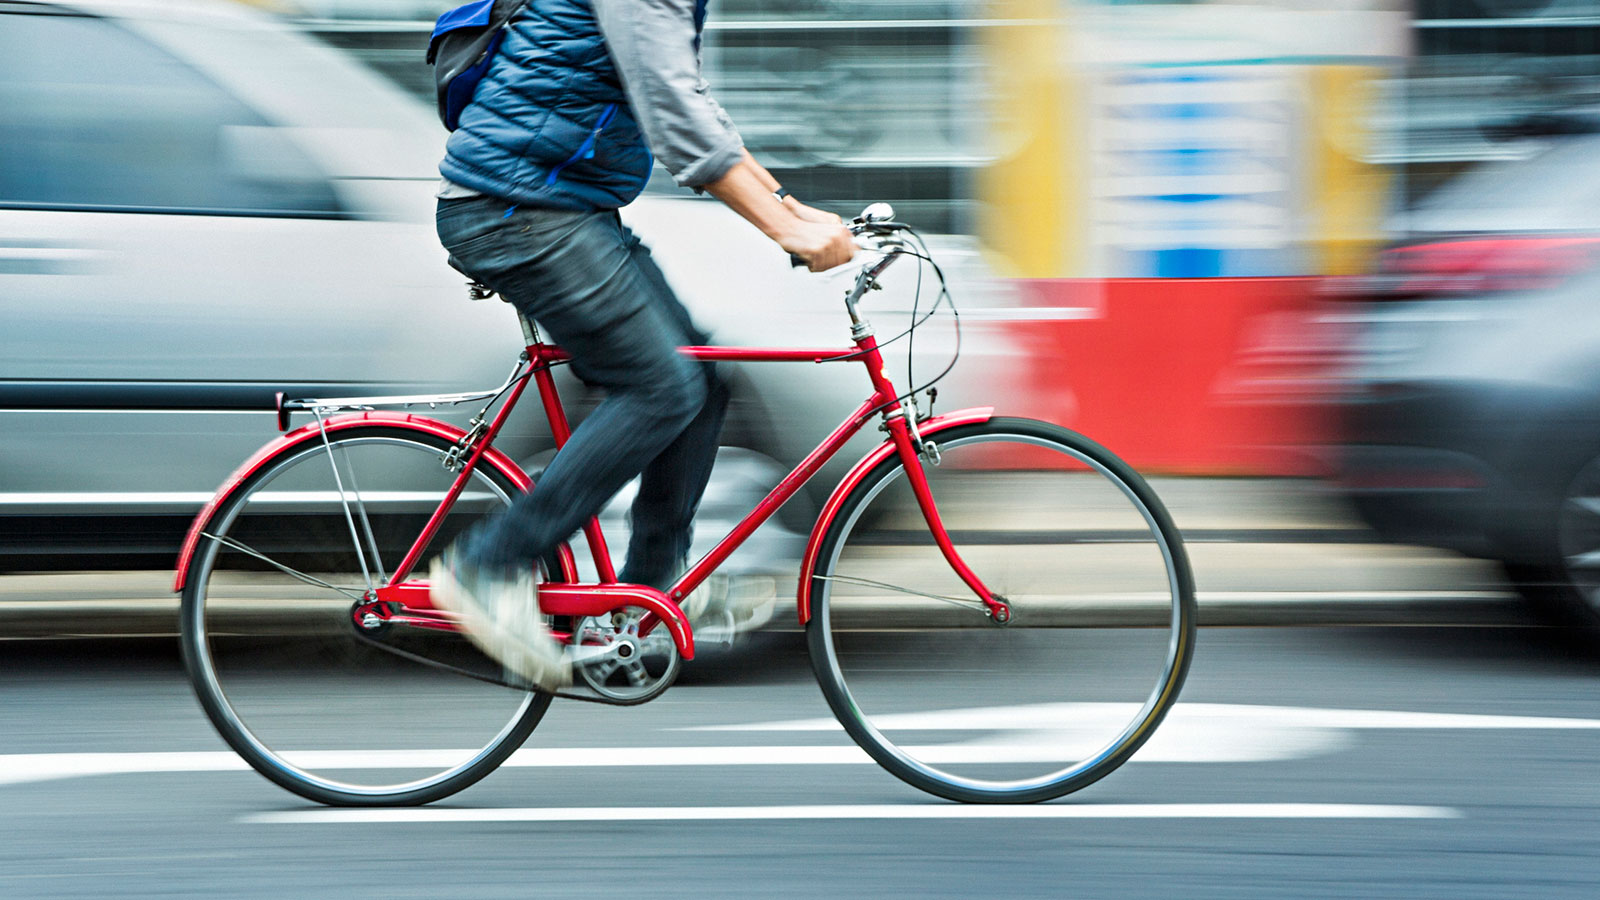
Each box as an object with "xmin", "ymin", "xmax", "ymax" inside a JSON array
[
  {"xmin": 1505, "ymin": 451, "xmax": 1600, "ymax": 625},
  {"xmin": 1556, "ymin": 452, "xmax": 1600, "ymax": 618}
]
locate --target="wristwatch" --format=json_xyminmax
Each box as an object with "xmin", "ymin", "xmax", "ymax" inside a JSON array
[{"xmin": 772, "ymin": 186, "xmax": 791, "ymax": 203}]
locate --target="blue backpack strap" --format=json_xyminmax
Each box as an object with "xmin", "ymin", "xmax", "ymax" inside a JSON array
[
  {"xmin": 427, "ymin": 0, "xmax": 530, "ymax": 129},
  {"xmin": 427, "ymin": 0, "xmax": 498, "ymax": 64}
]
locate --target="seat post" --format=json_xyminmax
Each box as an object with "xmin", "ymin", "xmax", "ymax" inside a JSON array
[{"xmin": 519, "ymin": 312, "xmax": 541, "ymax": 346}]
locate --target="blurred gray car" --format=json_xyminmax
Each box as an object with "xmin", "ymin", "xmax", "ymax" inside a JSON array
[
  {"xmin": 0, "ymin": 0, "xmax": 1015, "ymax": 572},
  {"xmin": 1327, "ymin": 133, "xmax": 1600, "ymax": 623}
]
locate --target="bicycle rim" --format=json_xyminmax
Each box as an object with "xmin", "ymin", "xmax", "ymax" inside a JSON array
[
  {"xmin": 807, "ymin": 418, "xmax": 1196, "ymax": 803},
  {"xmin": 181, "ymin": 428, "xmax": 550, "ymax": 806}
]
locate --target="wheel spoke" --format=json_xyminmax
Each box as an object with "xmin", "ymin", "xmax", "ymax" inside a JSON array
[
  {"xmin": 814, "ymin": 573, "xmax": 990, "ymax": 612},
  {"xmin": 199, "ymin": 532, "xmax": 366, "ymax": 600},
  {"xmin": 808, "ymin": 419, "xmax": 1195, "ymax": 803},
  {"xmin": 184, "ymin": 429, "xmax": 546, "ymax": 805}
]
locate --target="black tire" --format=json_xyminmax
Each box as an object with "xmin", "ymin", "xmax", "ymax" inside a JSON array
[
  {"xmin": 180, "ymin": 426, "xmax": 551, "ymax": 806},
  {"xmin": 1502, "ymin": 562, "xmax": 1588, "ymax": 626},
  {"xmin": 1500, "ymin": 449, "xmax": 1600, "ymax": 629},
  {"xmin": 806, "ymin": 418, "xmax": 1197, "ymax": 803},
  {"xmin": 1553, "ymin": 451, "xmax": 1600, "ymax": 624}
]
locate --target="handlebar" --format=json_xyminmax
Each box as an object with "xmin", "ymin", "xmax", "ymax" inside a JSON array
[{"xmin": 789, "ymin": 203, "xmax": 907, "ymax": 269}]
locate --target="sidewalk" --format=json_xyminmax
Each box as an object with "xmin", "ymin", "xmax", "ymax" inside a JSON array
[{"xmin": 0, "ymin": 478, "xmax": 1524, "ymax": 637}]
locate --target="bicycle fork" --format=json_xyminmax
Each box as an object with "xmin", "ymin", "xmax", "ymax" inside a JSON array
[
  {"xmin": 878, "ymin": 412, "xmax": 1012, "ymax": 625},
  {"xmin": 855, "ymin": 321, "xmax": 1011, "ymax": 625}
]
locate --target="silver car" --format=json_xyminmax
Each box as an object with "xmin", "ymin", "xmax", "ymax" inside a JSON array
[{"xmin": 0, "ymin": 0, "xmax": 1014, "ymax": 576}]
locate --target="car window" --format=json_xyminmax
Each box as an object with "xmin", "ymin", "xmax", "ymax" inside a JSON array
[
  {"xmin": 1413, "ymin": 136, "xmax": 1600, "ymax": 219},
  {"xmin": 0, "ymin": 10, "xmax": 343, "ymax": 216}
]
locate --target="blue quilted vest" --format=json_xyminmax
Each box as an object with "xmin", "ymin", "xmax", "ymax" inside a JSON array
[{"xmin": 440, "ymin": 0, "xmax": 706, "ymax": 210}]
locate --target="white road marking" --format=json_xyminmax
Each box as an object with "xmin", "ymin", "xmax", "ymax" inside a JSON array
[
  {"xmin": 6, "ymin": 703, "xmax": 1597, "ymax": 788},
  {"xmin": 0, "ymin": 738, "xmax": 1292, "ymax": 788},
  {"xmin": 684, "ymin": 702, "xmax": 1600, "ymax": 733},
  {"xmin": 0, "ymin": 751, "xmax": 251, "ymax": 786},
  {"xmin": 243, "ymin": 803, "xmax": 1460, "ymax": 826}
]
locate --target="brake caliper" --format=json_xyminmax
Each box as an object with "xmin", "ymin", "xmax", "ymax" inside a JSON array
[{"xmin": 441, "ymin": 415, "xmax": 488, "ymax": 472}]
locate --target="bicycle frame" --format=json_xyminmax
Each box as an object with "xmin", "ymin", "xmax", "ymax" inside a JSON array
[
  {"xmin": 174, "ymin": 245, "xmax": 1007, "ymax": 664},
  {"xmin": 355, "ymin": 321, "xmax": 1006, "ymax": 646},
  {"xmin": 523, "ymin": 338, "xmax": 1001, "ymax": 610}
]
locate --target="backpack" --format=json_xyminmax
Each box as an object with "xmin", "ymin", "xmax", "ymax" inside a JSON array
[{"xmin": 426, "ymin": 0, "xmax": 530, "ymax": 131}]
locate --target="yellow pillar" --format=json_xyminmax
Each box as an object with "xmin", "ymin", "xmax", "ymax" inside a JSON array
[
  {"xmin": 1305, "ymin": 65, "xmax": 1389, "ymax": 276},
  {"xmin": 977, "ymin": 0, "xmax": 1086, "ymax": 278}
]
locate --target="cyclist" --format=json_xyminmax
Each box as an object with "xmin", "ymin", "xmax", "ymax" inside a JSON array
[{"xmin": 430, "ymin": 0, "xmax": 855, "ymax": 688}]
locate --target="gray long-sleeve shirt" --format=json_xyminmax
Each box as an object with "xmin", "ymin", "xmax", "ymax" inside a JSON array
[
  {"xmin": 439, "ymin": 0, "xmax": 744, "ymax": 199},
  {"xmin": 592, "ymin": 0, "xmax": 744, "ymax": 188}
]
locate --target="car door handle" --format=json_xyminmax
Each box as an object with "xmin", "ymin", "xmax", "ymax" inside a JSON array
[{"xmin": 0, "ymin": 246, "xmax": 102, "ymax": 276}]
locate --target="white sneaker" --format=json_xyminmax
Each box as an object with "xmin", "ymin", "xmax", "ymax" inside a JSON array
[
  {"xmin": 428, "ymin": 549, "xmax": 572, "ymax": 691},
  {"xmin": 680, "ymin": 573, "xmax": 778, "ymax": 645}
]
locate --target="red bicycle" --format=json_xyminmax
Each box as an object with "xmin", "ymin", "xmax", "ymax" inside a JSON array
[{"xmin": 177, "ymin": 206, "xmax": 1196, "ymax": 806}]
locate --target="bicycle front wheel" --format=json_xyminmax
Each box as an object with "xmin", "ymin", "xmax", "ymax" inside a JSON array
[
  {"xmin": 807, "ymin": 417, "xmax": 1196, "ymax": 803},
  {"xmin": 180, "ymin": 426, "xmax": 550, "ymax": 806}
]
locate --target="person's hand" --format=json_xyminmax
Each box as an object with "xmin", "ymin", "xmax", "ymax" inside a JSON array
[
  {"xmin": 779, "ymin": 219, "xmax": 855, "ymax": 272},
  {"xmin": 786, "ymin": 200, "xmax": 844, "ymax": 226}
]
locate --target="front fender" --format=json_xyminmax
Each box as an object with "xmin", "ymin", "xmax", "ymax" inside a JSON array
[
  {"xmin": 795, "ymin": 407, "xmax": 993, "ymax": 624},
  {"xmin": 173, "ymin": 412, "xmax": 538, "ymax": 592}
]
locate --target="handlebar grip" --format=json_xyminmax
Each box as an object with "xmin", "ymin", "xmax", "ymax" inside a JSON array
[{"xmin": 789, "ymin": 253, "xmax": 807, "ymax": 269}]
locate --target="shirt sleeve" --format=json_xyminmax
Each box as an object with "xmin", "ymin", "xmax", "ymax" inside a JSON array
[{"xmin": 593, "ymin": 0, "xmax": 745, "ymax": 188}]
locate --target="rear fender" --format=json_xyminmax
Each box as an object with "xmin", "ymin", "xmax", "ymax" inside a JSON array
[
  {"xmin": 795, "ymin": 407, "xmax": 993, "ymax": 624},
  {"xmin": 172, "ymin": 412, "xmax": 562, "ymax": 591}
]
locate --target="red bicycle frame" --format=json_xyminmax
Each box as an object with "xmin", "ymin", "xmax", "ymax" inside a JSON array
[{"xmin": 340, "ymin": 322, "xmax": 1003, "ymax": 660}]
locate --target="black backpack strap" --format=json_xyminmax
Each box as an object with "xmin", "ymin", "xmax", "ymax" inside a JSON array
[
  {"xmin": 491, "ymin": 0, "xmax": 531, "ymax": 30},
  {"xmin": 427, "ymin": 0, "xmax": 529, "ymax": 66}
]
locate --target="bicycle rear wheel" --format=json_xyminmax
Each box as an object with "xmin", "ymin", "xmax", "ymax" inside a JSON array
[
  {"xmin": 180, "ymin": 426, "xmax": 550, "ymax": 806},
  {"xmin": 807, "ymin": 417, "xmax": 1196, "ymax": 803}
]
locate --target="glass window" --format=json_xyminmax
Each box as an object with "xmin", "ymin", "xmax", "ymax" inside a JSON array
[
  {"xmin": 1416, "ymin": 135, "xmax": 1600, "ymax": 218},
  {"xmin": 0, "ymin": 10, "xmax": 342, "ymax": 216}
]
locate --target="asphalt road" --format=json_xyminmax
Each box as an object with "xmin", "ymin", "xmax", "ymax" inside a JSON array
[{"xmin": 4, "ymin": 624, "xmax": 1600, "ymax": 899}]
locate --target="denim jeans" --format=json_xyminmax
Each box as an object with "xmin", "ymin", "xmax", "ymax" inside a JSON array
[{"xmin": 435, "ymin": 196, "xmax": 729, "ymax": 588}]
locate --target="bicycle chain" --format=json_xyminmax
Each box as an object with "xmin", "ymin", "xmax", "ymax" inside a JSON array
[{"xmin": 350, "ymin": 618, "xmax": 669, "ymax": 707}]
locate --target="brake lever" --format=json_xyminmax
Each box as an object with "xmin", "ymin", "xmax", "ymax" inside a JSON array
[{"xmin": 791, "ymin": 235, "xmax": 896, "ymax": 271}]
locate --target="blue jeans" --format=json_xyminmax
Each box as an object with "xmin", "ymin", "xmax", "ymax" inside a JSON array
[{"xmin": 435, "ymin": 196, "xmax": 729, "ymax": 588}]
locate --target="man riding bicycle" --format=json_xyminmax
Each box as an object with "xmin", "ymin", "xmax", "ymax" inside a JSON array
[{"xmin": 430, "ymin": 0, "xmax": 855, "ymax": 689}]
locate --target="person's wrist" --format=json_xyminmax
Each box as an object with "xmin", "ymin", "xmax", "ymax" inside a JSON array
[
  {"xmin": 765, "ymin": 217, "xmax": 803, "ymax": 248},
  {"xmin": 734, "ymin": 190, "xmax": 789, "ymax": 239}
]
